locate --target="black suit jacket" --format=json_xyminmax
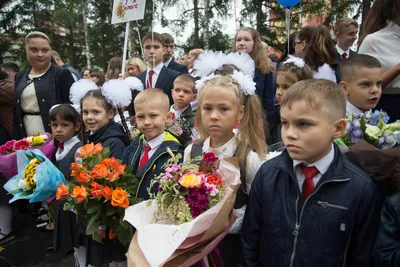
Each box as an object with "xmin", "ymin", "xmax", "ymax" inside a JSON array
[
  {"xmin": 136, "ymin": 66, "xmax": 180, "ymax": 105},
  {"xmin": 335, "ymin": 48, "xmax": 357, "ymax": 83},
  {"xmin": 167, "ymin": 59, "xmax": 188, "ymax": 74}
]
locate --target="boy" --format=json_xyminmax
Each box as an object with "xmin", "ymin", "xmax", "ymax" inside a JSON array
[
  {"xmin": 339, "ymin": 54, "xmax": 382, "ymax": 116},
  {"xmin": 170, "ymin": 74, "xmax": 197, "ymax": 142},
  {"xmin": 136, "ymin": 32, "xmax": 180, "ymax": 105},
  {"xmin": 161, "ymin": 33, "xmax": 188, "ymax": 74},
  {"xmin": 241, "ymin": 80, "xmax": 380, "ymax": 267},
  {"xmin": 335, "ymin": 18, "xmax": 359, "ymax": 61},
  {"xmin": 122, "ymin": 89, "xmax": 185, "ymax": 199}
]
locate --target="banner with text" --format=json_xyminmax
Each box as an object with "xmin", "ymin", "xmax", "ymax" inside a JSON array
[{"xmin": 111, "ymin": 0, "xmax": 146, "ymax": 24}]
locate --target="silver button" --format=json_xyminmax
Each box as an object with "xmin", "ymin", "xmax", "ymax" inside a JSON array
[
  {"xmin": 17, "ymin": 100, "xmax": 19, "ymax": 103},
  {"xmin": 42, "ymin": 99, "xmax": 45, "ymax": 102},
  {"xmin": 20, "ymin": 124, "xmax": 22, "ymax": 127}
]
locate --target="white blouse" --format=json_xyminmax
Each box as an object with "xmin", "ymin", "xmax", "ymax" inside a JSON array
[{"xmin": 313, "ymin": 63, "xmax": 337, "ymax": 82}]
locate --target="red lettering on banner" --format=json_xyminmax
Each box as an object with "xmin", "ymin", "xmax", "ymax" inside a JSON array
[{"xmin": 124, "ymin": 4, "xmax": 138, "ymax": 10}]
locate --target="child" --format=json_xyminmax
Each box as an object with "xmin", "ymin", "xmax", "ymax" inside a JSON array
[
  {"xmin": 242, "ymin": 79, "xmax": 380, "ymax": 267},
  {"xmin": 50, "ymin": 104, "xmax": 82, "ymax": 253},
  {"xmin": 268, "ymin": 57, "xmax": 313, "ymax": 145},
  {"xmin": 339, "ymin": 54, "xmax": 382, "ymax": 116},
  {"xmin": 122, "ymin": 88, "xmax": 185, "ymax": 200},
  {"xmin": 184, "ymin": 75, "xmax": 265, "ymax": 266},
  {"xmin": 170, "ymin": 74, "xmax": 197, "ymax": 143}
]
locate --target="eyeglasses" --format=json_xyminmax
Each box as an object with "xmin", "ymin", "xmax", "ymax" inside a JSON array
[{"xmin": 292, "ymin": 40, "xmax": 304, "ymax": 48}]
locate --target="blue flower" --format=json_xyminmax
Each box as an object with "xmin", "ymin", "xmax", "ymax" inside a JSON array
[{"xmin": 377, "ymin": 133, "xmax": 397, "ymax": 149}]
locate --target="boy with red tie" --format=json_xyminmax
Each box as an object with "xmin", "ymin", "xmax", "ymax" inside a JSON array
[
  {"xmin": 122, "ymin": 89, "xmax": 184, "ymax": 199},
  {"xmin": 241, "ymin": 79, "xmax": 380, "ymax": 267}
]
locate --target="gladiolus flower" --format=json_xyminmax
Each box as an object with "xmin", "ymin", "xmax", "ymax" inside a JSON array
[
  {"xmin": 179, "ymin": 173, "xmax": 202, "ymax": 188},
  {"xmin": 70, "ymin": 185, "xmax": 88, "ymax": 203},
  {"xmin": 76, "ymin": 143, "xmax": 103, "ymax": 158},
  {"xmin": 14, "ymin": 139, "xmax": 31, "ymax": 150},
  {"xmin": 76, "ymin": 171, "xmax": 91, "ymax": 184},
  {"xmin": 102, "ymin": 186, "xmax": 112, "ymax": 200},
  {"xmin": 56, "ymin": 183, "xmax": 69, "ymax": 200},
  {"xmin": 111, "ymin": 187, "xmax": 129, "ymax": 208},
  {"xmin": 90, "ymin": 163, "xmax": 108, "ymax": 179}
]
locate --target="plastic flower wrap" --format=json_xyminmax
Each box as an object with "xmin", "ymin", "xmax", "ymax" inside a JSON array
[
  {"xmin": 55, "ymin": 143, "xmax": 138, "ymax": 245},
  {"xmin": 124, "ymin": 152, "xmax": 241, "ymax": 267},
  {"xmin": 3, "ymin": 149, "xmax": 65, "ymax": 203},
  {"xmin": 0, "ymin": 133, "xmax": 54, "ymax": 179},
  {"xmin": 166, "ymin": 112, "xmax": 192, "ymax": 140}
]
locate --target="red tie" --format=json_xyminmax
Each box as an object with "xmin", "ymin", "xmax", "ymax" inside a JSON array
[
  {"xmin": 58, "ymin": 142, "xmax": 64, "ymax": 149},
  {"xmin": 139, "ymin": 145, "xmax": 151, "ymax": 169},
  {"xmin": 146, "ymin": 70, "xmax": 155, "ymax": 89},
  {"xmin": 341, "ymin": 53, "xmax": 347, "ymax": 60},
  {"xmin": 299, "ymin": 164, "xmax": 319, "ymax": 200}
]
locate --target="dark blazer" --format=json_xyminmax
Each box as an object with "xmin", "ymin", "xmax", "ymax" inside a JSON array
[
  {"xmin": 136, "ymin": 66, "xmax": 180, "ymax": 105},
  {"xmin": 167, "ymin": 59, "xmax": 188, "ymax": 74},
  {"xmin": 254, "ymin": 68, "xmax": 276, "ymax": 115},
  {"xmin": 13, "ymin": 65, "xmax": 75, "ymax": 139},
  {"xmin": 241, "ymin": 144, "xmax": 380, "ymax": 267},
  {"xmin": 336, "ymin": 49, "xmax": 357, "ymax": 83}
]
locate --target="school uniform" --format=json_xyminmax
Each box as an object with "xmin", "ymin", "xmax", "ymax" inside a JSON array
[
  {"xmin": 170, "ymin": 105, "xmax": 195, "ymax": 143},
  {"xmin": 241, "ymin": 144, "xmax": 380, "ymax": 267},
  {"xmin": 53, "ymin": 136, "xmax": 82, "ymax": 252},
  {"xmin": 346, "ymin": 100, "xmax": 363, "ymax": 117},
  {"xmin": 313, "ymin": 63, "xmax": 337, "ymax": 82},
  {"xmin": 164, "ymin": 58, "xmax": 188, "ymax": 74},
  {"xmin": 254, "ymin": 68, "xmax": 276, "ymax": 115},
  {"xmin": 335, "ymin": 45, "xmax": 357, "ymax": 82},
  {"xmin": 122, "ymin": 131, "xmax": 185, "ymax": 200},
  {"xmin": 266, "ymin": 106, "xmax": 282, "ymax": 145}
]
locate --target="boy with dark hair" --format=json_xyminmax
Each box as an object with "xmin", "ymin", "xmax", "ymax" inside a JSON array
[
  {"xmin": 339, "ymin": 54, "xmax": 382, "ymax": 115},
  {"xmin": 241, "ymin": 79, "xmax": 380, "ymax": 267},
  {"xmin": 161, "ymin": 33, "xmax": 188, "ymax": 74}
]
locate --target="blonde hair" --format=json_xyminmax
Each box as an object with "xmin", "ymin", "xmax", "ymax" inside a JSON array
[
  {"xmin": 277, "ymin": 62, "xmax": 314, "ymax": 84},
  {"xmin": 174, "ymin": 74, "xmax": 196, "ymax": 93},
  {"xmin": 134, "ymin": 88, "xmax": 170, "ymax": 112},
  {"xmin": 25, "ymin": 31, "xmax": 51, "ymax": 45},
  {"xmin": 335, "ymin": 18, "xmax": 359, "ymax": 34},
  {"xmin": 196, "ymin": 76, "xmax": 266, "ymax": 162},
  {"xmin": 232, "ymin": 27, "xmax": 275, "ymax": 75},
  {"xmin": 189, "ymin": 49, "xmax": 205, "ymax": 58},
  {"xmin": 126, "ymin": 57, "xmax": 146, "ymax": 73},
  {"xmin": 280, "ymin": 79, "xmax": 346, "ymax": 120}
]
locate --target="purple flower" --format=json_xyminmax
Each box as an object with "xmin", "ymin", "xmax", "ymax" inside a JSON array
[
  {"xmin": 185, "ymin": 184, "xmax": 209, "ymax": 218},
  {"xmin": 165, "ymin": 164, "xmax": 180, "ymax": 173},
  {"xmin": 346, "ymin": 120, "xmax": 364, "ymax": 144},
  {"xmin": 377, "ymin": 133, "xmax": 397, "ymax": 149},
  {"xmin": 369, "ymin": 110, "xmax": 390, "ymax": 125}
]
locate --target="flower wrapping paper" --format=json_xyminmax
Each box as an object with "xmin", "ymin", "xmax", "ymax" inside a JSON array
[
  {"xmin": 124, "ymin": 159, "xmax": 241, "ymax": 267},
  {"xmin": 3, "ymin": 149, "xmax": 65, "ymax": 203}
]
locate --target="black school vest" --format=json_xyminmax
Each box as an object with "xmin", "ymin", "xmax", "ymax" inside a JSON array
[{"xmin": 56, "ymin": 142, "xmax": 82, "ymax": 180}]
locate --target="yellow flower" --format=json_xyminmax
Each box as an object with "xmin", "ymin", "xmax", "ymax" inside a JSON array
[
  {"xmin": 23, "ymin": 158, "xmax": 41, "ymax": 189},
  {"xmin": 30, "ymin": 135, "xmax": 45, "ymax": 146},
  {"xmin": 178, "ymin": 173, "xmax": 202, "ymax": 188}
]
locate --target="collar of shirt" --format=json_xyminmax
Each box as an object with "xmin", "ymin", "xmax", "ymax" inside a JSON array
[
  {"xmin": 202, "ymin": 132, "xmax": 238, "ymax": 158},
  {"xmin": 346, "ymin": 100, "xmax": 363, "ymax": 116},
  {"xmin": 293, "ymin": 143, "xmax": 335, "ymax": 175},
  {"xmin": 336, "ymin": 44, "xmax": 350, "ymax": 56},
  {"xmin": 388, "ymin": 21, "xmax": 400, "ymax": 37},
  {"xmin": 142, "ymin": 131, "xmax": 166, "ymax": 159},
  {"xmin": 164, "ymin": 57, "xmax": 173, "ymax": 67},
  {"xmin": 56, "ymin": 135, "xmax": 80, "ymax": 161},
  {"xmin": 147, "ymin": 63, "xmax": 164, "ymax": 76},
  {"xmin": 170, "ymin": 105, "xmax": 189, "ymax": 118}
]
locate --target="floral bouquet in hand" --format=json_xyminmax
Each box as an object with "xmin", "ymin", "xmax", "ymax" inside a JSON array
[
  {"xmin": 0, "ymin": 133, "xmax": 55, "ymax": 179},
  {"xmin": 3, "ymin": 149, "xmax": 65, "ymax": 203},
  {"xmin": 124, "ymin": 151, "xmax": 241, "ymax": 267},
  {"xmin": 55, "ymin": 143, "xmax": 138, "ymax": 245},
  {"xmin": 166, "ymin": 112, "xmax": 192, "ymax": 140}
]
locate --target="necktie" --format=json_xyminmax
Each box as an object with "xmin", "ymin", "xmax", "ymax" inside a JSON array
[
  {"xmin": 299, "ymin": 164, "xmax": 319, "ymax": 200},
  {"xmin": 139, "ymin": 145, "xmax": 151, "ymax": 169},
  {"xmin": 58, "ymin": 142, "xmax": 64, "ymax": 150},
  {"xmin": 341, "ymin": 53, "xmax": 347, "ymax": 60},
  {"xmin": 146, "ymin": 70, "xmax": 155, "ymax": 89}
]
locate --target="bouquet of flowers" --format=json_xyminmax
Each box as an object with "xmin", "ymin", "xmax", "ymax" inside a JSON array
[
  {"xmin": 55, "ymin": 143, "xmax": 138, "ymax": 245},
  {"xmin": 166, "ymin": 112, "xmax": 192, "ymax": 138},
  {"xmin": 3, "ymin": 149, "xmax": 65, "ymax": 203},
  {"xmin": 124, "ymin": 151, "xmax": 241, "ymax": 267},
  {"xmin": 0, "ymin": 133, "xmax": 55, "ymax": 179}
]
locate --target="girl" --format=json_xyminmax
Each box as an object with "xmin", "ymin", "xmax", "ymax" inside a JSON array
[
  {"xmin": 185, "ymin": 75, "xmax": 265, "ymax": 266},
  {"xmin": 187, "ymin": 48, "xmax": 205, "ymax": 76},
  {"xmin": 232, "ymin": 27, "xmax": 276, "ymax": 115},
  {"xmin": 50, "ymin": 104, "xmax": 82, "ymax": 253},
  {"xmin": 106, "ymin": 57, "xmax": 123, "ymax": 80},
  {"xmin": 268, "ymin": 58, "xmax": 313, "ymax": 145}
]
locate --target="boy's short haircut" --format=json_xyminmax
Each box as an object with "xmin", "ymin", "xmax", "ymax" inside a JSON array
[
  {"xmin": 335, "ymin": 18, "xmax": 359, "ymax": 34},
  {"xmin": 161, "ymin": 33, "xmax": 174, "ymax": 44},
  {"xmin": 134, "ymin": 88, "xmax": 170, "ymax": 111},
  {"xmin": 340, "ymin": 54, "xmax": 382, "ymax": 82},
  {"xmin": 174, "ymin": 74, "xmax": 196, "ymax": 93},
  {"xmin": 280, "ymin": 79, "xmax": 346, "ymax": 120},
  {"xmin": 142, "ymin": 32, "xmax": 164, "ymax": 45}
]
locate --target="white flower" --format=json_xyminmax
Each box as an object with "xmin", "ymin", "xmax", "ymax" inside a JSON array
[
  {"xmin": 18, "ymin": 179, "xmax": 29, "ymax": 191},
  {"xmin": 230, "ymin": 70, "xmax": 256, "ymax": 96},
  {"xmin": 41, "ymin": 135, "xmax": 48, "ymax": 140}
]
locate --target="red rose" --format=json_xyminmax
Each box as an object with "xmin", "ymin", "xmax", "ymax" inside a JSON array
[
  {"xmin": 203, "ymin": 152, "xmax": 218, "ymax": 164},
  {"xmin": 14, "ymin": 140, "xmax": 31, "ymax": 151}
]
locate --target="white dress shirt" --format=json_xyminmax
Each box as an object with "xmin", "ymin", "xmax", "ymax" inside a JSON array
[
  {"xmin": 313, "ymin": 63, "xmax": 337, "ymax": 82},
  {"xmin": 359, "ymin": 22, "xmax": 400, "ymax": 94},
  {"xmin": 55, "ymin": 135, "xmax": 81, "ymax": 161},
  {"xmin": 336, "ymin": 45, "xmax": 350, "ymax": 59},
  {"xmin": 170, "ymin": 105, "xmax": 189, "ymax": 119},
  {"xmin": 164, "ymin": 57, "xmax": 173, "ymax": 67},
  {"xmin": 346, "ymin": 100, "xmax": 363, "ymax": 116},
  {"xmin": 141, "ymin": 132, "xmax": 166, "ymax": 159},
  {"xmin": 146, "ymin": 63, "xmax": 164, "ymax": 88},
  {"xmin": 293, "ymin": 143, "xmax": 335, "ymax": 192}
]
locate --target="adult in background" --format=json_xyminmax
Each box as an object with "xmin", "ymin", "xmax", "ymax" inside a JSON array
[
  {"xmin": 125, "ymin": 58, "xmax": 146, "ymax": 77},
  {"xmin": 13, "ymin": 31, "xmax": 75, "ymax": 140},
  {"xmin": 233, "ymin": 27, "xmax": 276, "ymax": 114},
  {"xmin": 106, "ymin": 57, "xmax": 122, "ymax": 80},
  {"xmin": 161, "ymin": 33, "xmax": 188, "ymax": 74},
  {"xmin": 359, "ymin": 0, "xmax": 400, "ymax": 121},
  {"xmin": 187, "ymin": 49, "xmax": 205, "ymax": 76},
  {"xmin": 52, "ymin": 50, "xmax": 81, "ymax": 81}
]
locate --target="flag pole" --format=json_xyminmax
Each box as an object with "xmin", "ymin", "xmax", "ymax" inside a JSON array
[{"xmin": 122, "ymin": 21, "xmax": 130, "ymax": 77}]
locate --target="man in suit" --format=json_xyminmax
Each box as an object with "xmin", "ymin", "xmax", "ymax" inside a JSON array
[
  {"xmin": 161, "ymin": 33, "xmax": 188, "ymax": 74},
  {"xmin": 136, "ymin": 32, "xmax": 180, "ymax": 105},
  {"xmin": 334, "ymin": 18, "xmax": 358, "ymax": 62}
]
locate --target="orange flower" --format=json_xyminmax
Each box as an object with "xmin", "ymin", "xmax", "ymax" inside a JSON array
[
  {"xmin": 76, "ymin": 171, "xmax": 91, "ymax": 184},
  {"xmin": 102, "ymin": 186, "xmax": 112, "ymax": 200},
  {"xmin": 70, "ymin": 185, "xmax": 88, "ymax": 203},
  {"xmin": 90, "ymin": 181, "xmax": 103, "ymax": 191},
  {"xmin": 109, "ymin": 229, "xmax": 116, "ymax": 240},
  {"xmin": 111, "ymin": 187, "xmax": 129, "ymax": 208},
  {"xmin": 91, "ymin": 190, "xmax": 102, "ymax": 199},
  {"xmin": 76, "ymin": 143, "xmax": 103, "ymax": 158},
  {"xmin": 70, "ymin": 163, "xmax": 84, "ymax": 178},
  {"xmin": 56, "ymin": 183, "xmax": 69, "ymax": 200},
  {"xmin": 90, "ymin": 163, "xmax": 108, "ymax": 179},
  {"xmin": 102, "ymin": 158, "xmax": 126, "ymax": 182}
]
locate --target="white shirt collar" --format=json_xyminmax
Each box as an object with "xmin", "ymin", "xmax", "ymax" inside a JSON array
[
  {"xmin": 170, "ymin": 105, "xmax": 189, "ymax": 118},
  {"xmin": 346, "ymin": 100, "xmax": 364, "ymax": 116},
  {"xmin": 164, "ymin": 57, "xmax": 173, "ymax": 67},
  {"xmin": 56, "ymin": 135, "xmax": 81, "ymax": 161},
  {"xmin": 147, "ymin": 62, "xmax": 164, "ymax": 75},
  {"xmin": 388, "ymin": 21, "xmax": 400, "ymax": 37},
  {"xmin": 202, "ymin": 133, "xmax": 237, "ymax": 158},
  {"xmin": 143, "ymin": 131, "xmax": 166, "ymax": 150},
  {"xmin": 336, "ymin": 44, "xmax": 350, "ymax": 56},
  {"xmin": 293, "ymin": 143, "xmax": 335, "ymax": 175}
]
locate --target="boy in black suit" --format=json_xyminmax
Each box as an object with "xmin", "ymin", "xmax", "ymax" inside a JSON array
[
  {"xmin": 161, "ymin": 33, "xmax": 188, "ymax": 74},
  {"xmin": 334, "ymin": 18, "xmax": 358, "ymax": 62},
  {"xmin": 136, "ymin": 32, "xmax": 180, "ymax": 105}
]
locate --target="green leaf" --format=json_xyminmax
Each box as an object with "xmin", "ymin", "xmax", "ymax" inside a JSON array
[
  {"xmin": 86, "ymin": 215, "xmax": 100, "ymax": 235},
  {"xmin": 106, "ymin": 205, "xmax": 116, "ymax": 216},
  {"xmin": 115, "ymin": 225, "xmax": 130, "ymax": 246},
  {"xmin": 125, "ymin": 165, "xmax": 133, "ymax": 174},
  {"xmin": 334, "ymin": 138, "xmax": 348, "ymax": 148},
  {"xmin": 102, "ymin": 147, "xmax": 111, "ymax": 159},
  {"xmin": 92, "ymin": 231, "xmax": 103, "ymax": 244},
  {"xmin": 87, "ymin": 202, "xmax": 101, "ymax": 215}
]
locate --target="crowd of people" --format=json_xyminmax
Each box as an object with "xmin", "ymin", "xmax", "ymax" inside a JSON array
[{"xmin": 1, "ymin": 0, "xmax": 400, "ymax": 266}]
